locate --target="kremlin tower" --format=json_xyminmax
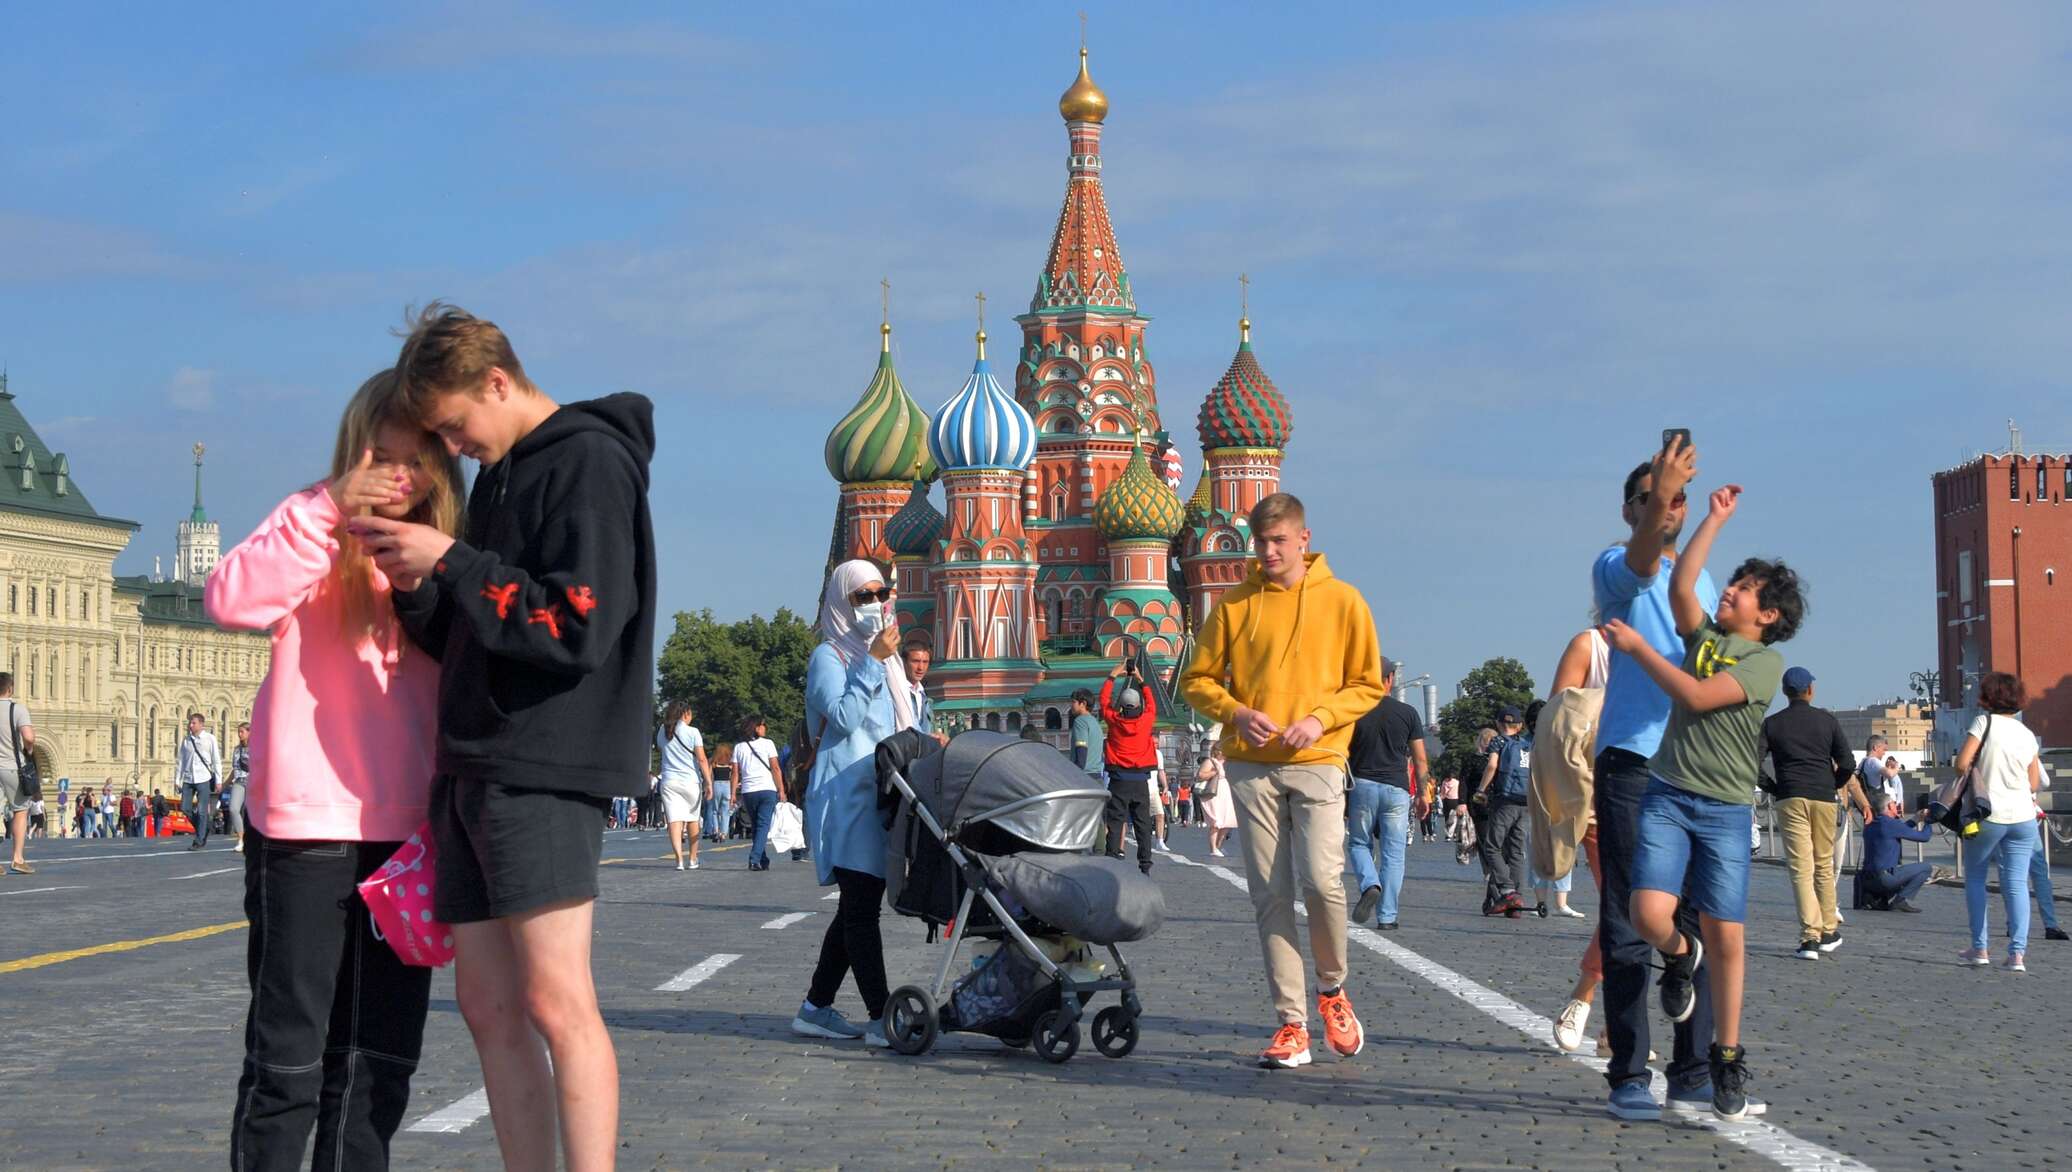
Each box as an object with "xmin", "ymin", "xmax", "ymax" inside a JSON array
[{"xmin": 817, "ymin": 44, "xmax": 1301, "ymax": 737}]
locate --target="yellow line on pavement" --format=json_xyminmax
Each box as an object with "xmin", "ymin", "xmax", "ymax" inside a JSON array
[{"xmin": 0, "ymin": 920, "xmax": 247, "ymax": 974}]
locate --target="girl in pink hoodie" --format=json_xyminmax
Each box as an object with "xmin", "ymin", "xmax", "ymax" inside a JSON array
[{"xmin": 206, "ymin": 369, "xmax": 464, "ymax": 1170}]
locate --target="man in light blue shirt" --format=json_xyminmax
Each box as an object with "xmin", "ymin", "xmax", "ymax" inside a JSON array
[
  {"xmin": 1592, "ymin": 436, "xmax": 1730, "ymax": 1122},
  {"xmin": 902, "ymin": 644, "xmax": 935, "ymax": 735}
]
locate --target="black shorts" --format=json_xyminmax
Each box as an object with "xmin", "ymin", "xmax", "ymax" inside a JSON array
[{"xmin": 429, "ymin": 776, "xmax": 611, "ymax": 923}]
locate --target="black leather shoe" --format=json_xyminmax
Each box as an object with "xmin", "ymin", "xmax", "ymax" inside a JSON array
[{"xmin": 1890, "ymin": 899, "xmax": 1922, "ymax": 914}]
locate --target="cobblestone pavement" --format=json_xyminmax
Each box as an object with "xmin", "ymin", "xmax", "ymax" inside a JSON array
[{"xmin": 3, "ymin": 825, "xmax": 2065, "ymax": 1170}]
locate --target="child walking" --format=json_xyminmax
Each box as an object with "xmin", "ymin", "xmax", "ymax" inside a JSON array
[
  {"xmin": 1600, "ymin": 482, "xmax": 1802, "ymax": 1121},
  {"xmin": 207, "ymin": 369, "xmax": 464, "ymax": 1169},
  {"xmin": 354, "ymin": 304, "xmax": 656, "ymax": 1172}
]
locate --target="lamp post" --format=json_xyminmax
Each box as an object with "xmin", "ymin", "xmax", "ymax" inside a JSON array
[{"xmin": 1909, "ymin": 669, "xmax": 1940, "ymax": 763}]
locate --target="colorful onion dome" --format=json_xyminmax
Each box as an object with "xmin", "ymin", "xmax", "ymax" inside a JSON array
[
  {"xmin": 1094, "ymin": 442, "xmax": 1185, "ymax": 542},
  {"xmin": 1197, "ymin": 317, "xmax": 1292, "ymax": 451},
  {"xmin": 824, "ymin": 322, "xmax": 936, "ymax": 484},
  {"xmin": 884, "ymin": 479, "xmax": 944, "ymax": 557},
  {"xmin": 1058, "ymin": 46, "xmax": 1109, "ymax": 124},
  {"xmin": 929, "ymin": 330, "xmax": 1037, "ymax": 472},
  {"xmin": 1183, "ymin": 467, "xmax": 1213, "ymax": 526}
]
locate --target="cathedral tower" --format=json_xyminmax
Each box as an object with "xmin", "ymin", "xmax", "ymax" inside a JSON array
[{"xmin": 176, "ymin": 442, "xmax": 220, "ymax": 588}]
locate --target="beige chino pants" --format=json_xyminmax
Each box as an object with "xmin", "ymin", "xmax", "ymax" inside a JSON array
[
  {"xmin": 1226, "ymin": 760, "xmax": 1350, "ymax": 1025},
  {"xmin": 1775, "ymin": 797, "xmax": 1839, "ymax": 941}
]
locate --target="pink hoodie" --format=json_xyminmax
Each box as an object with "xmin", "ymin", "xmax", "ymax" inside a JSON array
[{"xmin": 205, "ymin": 486, "xmax": 438, "ymax": 842}]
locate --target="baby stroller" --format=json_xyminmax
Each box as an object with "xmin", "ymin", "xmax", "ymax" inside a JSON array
[{"xmin": 877, "ymin": 730, "xmax": 1165, "ymax": 1063}]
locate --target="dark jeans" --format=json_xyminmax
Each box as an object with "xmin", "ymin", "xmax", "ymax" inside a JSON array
[
  {"xmin": 806, "ymin": 867, "xmax": 890, "ymax": 1020},
  {"xmin": 231, "ymin": 829, "xmax": 431, "ymax": 1171},
  {"xmin": 1865, "ymin": 862, "xmax": 1931, "ymax": 905},
  {"xmin": 741, "ymin": 790, "xmax": 778, "ymax": 867},
  {"xmin": 1101, "ymin": 767, "xmax": 1156, "ymax": 873},
  {"xmin": 1479, "ymin": 801, "xmax": 1529, "ymax": 902},
  {"xmin": 184, "ymin": 782, "xmax": 214, "ymax": 845},
  {"xmin": 1595, "ymin": 748, "xmax": 1713, "ymax": 1092}
]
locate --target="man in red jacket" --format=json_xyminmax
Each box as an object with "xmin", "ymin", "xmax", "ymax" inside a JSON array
[{"xmin": 1098, "ymin": 659, "xmax": 1160, "ymax": 874}]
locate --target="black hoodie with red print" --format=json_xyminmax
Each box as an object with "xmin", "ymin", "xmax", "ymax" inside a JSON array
[{"xmin": 394, "ymin": 393, "xmax": 657, "ymax": 799}]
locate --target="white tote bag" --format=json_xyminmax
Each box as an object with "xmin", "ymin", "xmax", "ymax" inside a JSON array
[{"xmin": 767, "ymin": 801, "xmax": 806, "ymax": 854}]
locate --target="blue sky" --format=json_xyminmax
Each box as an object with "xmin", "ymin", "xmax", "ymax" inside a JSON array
[{"xmin": 6, "ymin": 2, "xmax": 2068, "ymax": 708}]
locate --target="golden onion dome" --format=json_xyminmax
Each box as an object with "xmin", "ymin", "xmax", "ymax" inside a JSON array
[{"xmin": 1058, "ymin": 47, "xmax": 1109, "ymax": 124}]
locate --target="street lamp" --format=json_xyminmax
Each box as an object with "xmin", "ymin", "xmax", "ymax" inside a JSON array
[{"xmin": 1909, "ymin": 669, "xmax": 1940, "ymax": 763}]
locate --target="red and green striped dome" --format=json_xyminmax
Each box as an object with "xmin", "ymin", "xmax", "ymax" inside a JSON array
[{"xmin": 1196, "ymin": 327, "xmax": 1291, "ymax": 451}]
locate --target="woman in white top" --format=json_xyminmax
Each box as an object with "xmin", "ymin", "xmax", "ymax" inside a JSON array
[
  {"xmin": 657, "ymin": 701, "xmax": 711, "ymax": 871},
  {"xmin": 1197, "ymin": 746, "xmax": 1236, "ymax": 856},
  {"xmin": 1950, "ymin": 671, "xmax": 2045, "ymax": 971},
  {"xmin": 731, "ymin": 716, "xmax": 785, "ymax": 870}
]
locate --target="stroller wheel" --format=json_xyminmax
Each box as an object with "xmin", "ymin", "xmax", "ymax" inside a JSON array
[
  {"xmin": 1091, "ymin": 1006, "xmax": 1139, "ymax": 1058},
  {"xmin": 884, "ymin": 986, "xmax": 938, "ymax": 1057},
  {"xmin": 1032, "ymin": 1009, "xmax": 1079, "ymax": 1064}
]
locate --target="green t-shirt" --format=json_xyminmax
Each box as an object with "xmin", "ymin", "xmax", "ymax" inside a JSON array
[{"xmin": 1649, "ymin": 622, "xmax": 1783, "ymax": 806}]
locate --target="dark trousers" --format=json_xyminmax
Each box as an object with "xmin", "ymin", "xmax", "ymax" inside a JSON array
[
  {"xmin": 1479, "ymin": 801, "xmax": 1529, "ymax": 902},
  {"xmin": 806, "ymin": 867, "xmax": 890, "ymax": 1020},
  {"xmin": 741, "ymin": 790, "xmax": 779, "ymax": 867},
  {"xmin": 1101, "ymin": 767, "xmax": 1156, "ymax": 873},
  {"xmin": 231, "ymin": 829, "xmax": 431, "ymax": 1171},
  {"xmin": 1595, "ymin": 748, "xmax": 1713, "ymax": 1092},
  {"xmin": 1865, "ymin": 862, "xmax": 1931, "ymax": 905},
  {"xmin": 184, "ymin": 782, "xmax": 214, "ymax": 845}
]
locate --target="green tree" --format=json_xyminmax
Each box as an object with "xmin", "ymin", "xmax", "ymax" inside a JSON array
[
  {"xmin": 655, "ymin": 608, "xmax": 817, "ymax": 749},
  {"xmin": 1433, "ymin": 657, "xmax": 1538, "ymax": 784}
]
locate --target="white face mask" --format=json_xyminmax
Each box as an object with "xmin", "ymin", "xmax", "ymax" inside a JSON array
[{"xmin": 853, "ymin": 601, "xmax": 887, "ymax": 637}]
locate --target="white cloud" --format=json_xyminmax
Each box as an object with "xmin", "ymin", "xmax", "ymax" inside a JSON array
[{"xmin": 168, "ymin": 367, "xmax": 217, "ymax": 412}]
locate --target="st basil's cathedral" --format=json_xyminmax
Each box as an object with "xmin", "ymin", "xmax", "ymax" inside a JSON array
[{"xmin": 819, "ymin": 46, "xmax": 1296, "ymax": 738}]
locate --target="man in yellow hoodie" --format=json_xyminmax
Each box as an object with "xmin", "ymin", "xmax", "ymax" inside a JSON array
[{"xmin": 1180, "ymin": 492, "xmax": 1384, "ymax": 1068}]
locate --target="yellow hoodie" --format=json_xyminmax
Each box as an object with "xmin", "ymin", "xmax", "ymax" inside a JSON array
[{"xmin": 1179, "ymin": 553, "xmax": 1383, "ymax": 767}]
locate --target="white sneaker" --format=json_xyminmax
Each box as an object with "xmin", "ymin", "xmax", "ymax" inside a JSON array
[
  {"xmin": 686, "ymin": 859, "xmax": 700, "ymax": 870},
  {"xmin": 1553, "ymin": 999, "xmax": 1591, "ymax": 1052},
  {"xmin": 1557, "ymin": 906, "xmax": 1587, "ymax": 919},
  {"xmin": 676, "ymin": 860, "xmax": 685, "ymax": 871},
  {"xmin": 1156, "ymin": 839, "xmax": 1169, "ymax": 852}
]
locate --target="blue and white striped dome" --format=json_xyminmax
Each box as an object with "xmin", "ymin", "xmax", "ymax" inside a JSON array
[{"xmin": 928, "ymin": 334, "xmax": 1036, "ymax": 472}]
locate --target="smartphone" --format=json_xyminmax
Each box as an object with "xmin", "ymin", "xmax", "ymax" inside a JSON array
[{"xmin": 1662, "ymin": 427, "xmax": 1692, "ymax": 452}]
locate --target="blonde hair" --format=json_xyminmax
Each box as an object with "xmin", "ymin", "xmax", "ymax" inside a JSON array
[
  {"xmin": 327, "ymin": 369, "xmax": 466, "ymax": 636},
  {"xmin": 1249, "ymin": 491, "xmax": 1306, "ymax": 534},
  {"xmin": 395, "ymin": 301, "xmax": 534, "ymax": 419}
]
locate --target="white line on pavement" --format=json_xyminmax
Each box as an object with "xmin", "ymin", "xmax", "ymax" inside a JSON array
[
  {"xmin": 406, "ymin": 1088, "xmax": 490, "ymax": 1135},
  {"xmin": 0, "ymin": 885, "xmax": 88, "ymax": 897},
  {"xmin": 23, "ymin": 846, "xmax": 235, "ymax": 864},
  {"xmin": 822, "ymin": 891, "xmax": 841, "ymax": 900},
  {"xmin": 761, "ymin": 912, "xmax": 815, "ymax": 930},
  {"xmin": 1196, "ymin": 867, "xmax": 1875, "ymax": 1172},
  {"xmin": 170, "ymin": 867, "xmax": 242, "ymax": 880},
  {"xmin": 655, "ymin": 952, "xmax": 742, "ymax": 993}
]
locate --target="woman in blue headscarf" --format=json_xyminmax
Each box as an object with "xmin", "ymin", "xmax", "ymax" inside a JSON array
[{"xmin": 790, "ymin": 558, "xmax": 916, "ymax": 1045}]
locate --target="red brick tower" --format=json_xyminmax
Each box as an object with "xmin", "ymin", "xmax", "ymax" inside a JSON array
[{"xmin": 1930, "ymin": 431, "xmax": 2072, "ymax": 749}]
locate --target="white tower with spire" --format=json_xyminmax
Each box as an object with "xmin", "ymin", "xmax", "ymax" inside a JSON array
[{"xmin": 176, "ymin": 442, "xmax": 220, "ymax": 587}]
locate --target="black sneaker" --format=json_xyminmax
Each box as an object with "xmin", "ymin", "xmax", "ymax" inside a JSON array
[
  {"xmin": 1890, "ymin": 899, "xmax": 1922, "ymax": 914},
  {"xmin": 1818, "ymin": 930, "xmax": 1843, "ymax": 953},
  {"xmin": 1793, "ymin": 939, "xmax": 1821, "ymax": 960},
  {"xmin": 1659, "ymin": 932, "xmax": 1703, "ymax": 1023},
  {"xmin": 1709, "ymin": 1043, "xmax": 1751, "ymax": 1120},
  {"xmin": 1352, "ymin": 885, "xmax": 1382, "ymax": 925},
  {"xmin": 1378, "ymin": 920, "xmax": 1400, "ymax": 932},
  {"xmin": 2046, "ymin": 926, "xmax": 2070, "ymax": 942}
]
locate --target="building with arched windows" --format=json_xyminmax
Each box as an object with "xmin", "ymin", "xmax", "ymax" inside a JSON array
[
  {"xmin": 820, "ymin": 47, "xmax": 1295, "ymax": 739},
  {"xmin": 0, "ymin": 377, "xmax": 270, "ymax": 808}
]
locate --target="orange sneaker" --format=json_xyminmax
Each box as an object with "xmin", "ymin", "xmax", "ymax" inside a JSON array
[
  {"xmin": 1318, "ymin": 988, "xmax": 1364, "ymax": 1056},
  {"xmin": 1258, "ymin": 1022, "xmax": 1312, "ymax": 1068}
]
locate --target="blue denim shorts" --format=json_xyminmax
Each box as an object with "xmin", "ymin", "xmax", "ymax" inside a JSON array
[{"xmin": 1631, "ymin": 777, "xmax": 1753, "ymax": 923}]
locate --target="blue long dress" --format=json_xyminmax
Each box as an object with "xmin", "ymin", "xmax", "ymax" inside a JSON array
[{"xmin": 804, "ymin": 642, "xmax": 898, "ymax": 886}]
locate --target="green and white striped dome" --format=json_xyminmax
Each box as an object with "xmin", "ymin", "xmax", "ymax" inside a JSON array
[{"xmin": 825, "ymin": 325, "xmax": 937, "ymax": 485}]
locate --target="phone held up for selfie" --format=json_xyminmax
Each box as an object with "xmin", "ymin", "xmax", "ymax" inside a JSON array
[{"xmin": 1662, "ymin": 427, "xmax": 1692, "ymax": 452}]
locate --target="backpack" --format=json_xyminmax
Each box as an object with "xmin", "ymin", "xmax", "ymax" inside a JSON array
[{"xmin": 1493, "ymin": 734, "xmax": 1532, "ymax": 802}]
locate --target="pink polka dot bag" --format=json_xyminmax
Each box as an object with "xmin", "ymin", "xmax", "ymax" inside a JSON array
[{"xmin": 357, "ymin": 825, "xmax": 455, "ymax": 968}]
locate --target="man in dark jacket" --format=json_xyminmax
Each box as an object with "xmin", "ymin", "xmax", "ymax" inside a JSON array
[
  {"xmin": 1859, "ymin": 801, "xmax": 1933, "ymax": 912},
  {"xmin": 357, "ymin": 303, "xmax": 656, "ymax": 1170},
  {"xmin": 1474, "ymin": 705, "xmax": 1533, "ymax": 916},
  {"xmin": 1758, "ymin": 667, "xmax": 1868, "ymax": 960}
]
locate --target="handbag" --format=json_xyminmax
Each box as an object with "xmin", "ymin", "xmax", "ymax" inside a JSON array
[
  {"xmin": 1931, "ymin": 717, "xmax": 1995, "ymax": 838},
  {"xmin": 357, "ymin": 825, "xmax": 456, "ymax": 968},
  {"xmin": 767, "ymin": 801, "xmax": 806, "ymax": 854},
  {"xmin": 8, "ymin": 701, "xmax": 41, "ymax": 801}
]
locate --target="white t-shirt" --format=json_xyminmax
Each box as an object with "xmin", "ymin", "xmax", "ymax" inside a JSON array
[
  {"xmin": 658, "ymin": 722, "xmax": 704, "ymax": 783},
  {"xmin": 1966, "ymin": 713, "xmax": 2041, "ymax": 824},
  {"xmin": 732, "ymin": 738, "xmax": 780, "ymax": 795}
]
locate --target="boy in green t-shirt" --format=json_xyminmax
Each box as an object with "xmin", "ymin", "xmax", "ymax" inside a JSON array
[{"xmin": 1600, "ymin": 482, "xmax": 1803, "ymax": 1122}]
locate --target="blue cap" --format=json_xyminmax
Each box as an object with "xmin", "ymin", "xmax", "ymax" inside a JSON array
[
  {"xmin": 1782, "ymin": 667, "xmax": 1815, "ymax": 694},
  {"xmin": 1498, "ymin": 705, "xmax": 1524, "ymax": 722}
]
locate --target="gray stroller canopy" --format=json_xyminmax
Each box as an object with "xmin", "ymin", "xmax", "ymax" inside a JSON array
[{"xmin": 905, "ymin": 731, "xmax": 1109, "ymax": 852}]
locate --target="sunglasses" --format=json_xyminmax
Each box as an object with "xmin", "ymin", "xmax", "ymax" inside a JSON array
[
  {"xmin": 849, "ymin": 587, "xmax": 893, "ymax": 605},
  {"xmin": 1627, "ymin": 490, "xmax": 1688, "ymax": 509}
]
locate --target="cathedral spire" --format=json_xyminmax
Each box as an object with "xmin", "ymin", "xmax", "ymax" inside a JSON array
[
  {"xmin": 1031, "ymin": 43, "xmax": 1131, "ymax": 314},
  {"xmin": 190, "ymin": 442, "xmax": 208, "ymax": 523}
]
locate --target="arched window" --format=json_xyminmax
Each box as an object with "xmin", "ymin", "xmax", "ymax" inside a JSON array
[
  {"xmin": 1045, "ymin": 708, "xmax": 1063, "ymax": 730},
  {"xmin": 110, "ymin": 720, "xmax": 120, "ymax": 757},
  {"xmin": 985, "ymin": 712, "xmax": 1002, "ymax": 731},
  {"xmin": 1008, "ymin": 712, "xmax": 1024, "ymax": 731},
  {"xmin": 148, "ymin": 706, "xmax": 158, "ymax": 758}
]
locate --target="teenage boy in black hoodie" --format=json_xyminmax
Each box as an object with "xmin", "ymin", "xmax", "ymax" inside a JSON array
[{"xmin": 351, "ymin": 304, "xmax": 655, "ymax": 1172}]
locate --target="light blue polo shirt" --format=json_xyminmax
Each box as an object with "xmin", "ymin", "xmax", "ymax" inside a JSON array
[{"xmin": 1592, "ymin": 544, "xmax": 1720, "ymax": 759}]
